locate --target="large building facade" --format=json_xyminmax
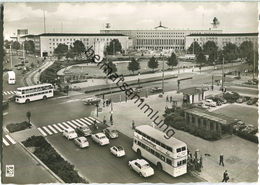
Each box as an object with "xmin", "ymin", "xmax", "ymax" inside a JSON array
[
  {"xmin": 185, "ymin": 33, "xmax": 258, "ymax": 50},
  {"xmin": 22, "ymin": 33, "xmax": 132, "ymax": 57},
  {"xmin": 101, "ymin": 25, "xmax": 222, "ymax": 51}
]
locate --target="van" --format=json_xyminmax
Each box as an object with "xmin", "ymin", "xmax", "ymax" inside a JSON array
[
  {"xmin": 7, "ymin": 71, "xmax": 16, "ymax": 85},
  {"xmin": 63, "ymin": 127, "xmax": 78, "ymax": 140}
]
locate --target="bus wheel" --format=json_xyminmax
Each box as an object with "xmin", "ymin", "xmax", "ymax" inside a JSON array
[
  {"xmin": 157, "ymin": 162, "xmax": 163, "ymax": 171},
  {"xmin": 25, "ymin": 99, "xmax": 30, "ymax": 104},
  {"xmin": 137, "ymin": 149, "xmax": 141, "ymax": 157},
  {"xmin": 43, "ymin": 95, "xmax": 47, "ymax": 100}
]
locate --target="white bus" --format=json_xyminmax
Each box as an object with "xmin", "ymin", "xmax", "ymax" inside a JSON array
[
  {"xmin": 15, "ymin": 83, "xmax": 54, "ymax": 103},
  {"xmin": 132, "ymin": 125, "xmax": 187, "ymax": 177},
  {"xmin": 7, "ymin": 71, "xmax": 16, "ymax": 84}
]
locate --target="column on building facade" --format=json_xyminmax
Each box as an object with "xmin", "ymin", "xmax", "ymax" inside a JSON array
[
  {"xmin": 213, "ymin": 121, "xmax": 217, "ymax": 131},
  {"xmin": 194, "ymin": 116, "xmax": 199, "ymax": 128},
  {"xmin": 189, "ymin": 114, "xmax": 193, "ymax": 125},
  {"xmin": 206, "ymin": 119, "xmax": 210, "ymax": 131},
  {"xmin": 217, "ymin": 123, "xmax": 222, "ymax": 136}
]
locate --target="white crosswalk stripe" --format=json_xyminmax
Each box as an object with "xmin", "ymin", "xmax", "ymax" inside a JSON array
[
  {"xmin": 6, "ymin": 91, "xmax": 11, "ymax": 95},
  {"xmin": 71, "ymin": 120, "xmax": 82, "ymax": 127},
  {"xmin": 3, "ymin": 91, "xmax": 16, "ymax": 96},
  {"xmin": 43, "ymin": 126, "xmax": 53, "ymax": 135},
  {"xmin": 62, "ymin": 122, "xmax": 72, "ymax": 129},
  {"xmin": 48, "ymin": 125, "xmax": 58, "ymax": 134},
  {"xmin": 58, "ymin": 123, "xmax": 67, "ymax": 130},
  {"xmin": 85, "ymin": 117, "xmax": 94, "ymax": 124},
  {"xmin": 75, "ymin": 119, "xmax": 87, "ymax": 126},
  {"xmin": 53, "ymin": 124, "xmax": 63, "ymax": 132},
  {"xmin": 37, "ymin": 128, "xmax": 47, "ymax": 136},
  {"xmin": 81, "ymin": 118, "xmax": 92, "ymax": 126},
  {"xmin": 5, "ymin": 135, "xmax": 16, "ymax": 144},
  {"xmin": 90, "ymin": 116, "xmax": 101, "ymax": 123},
  {"xmin": 66, "ymin": 121, "xmax": 77, "ymax": 128},
  {"xmin": 3, "ymin": 92, "xmax": 7, "ymax": 95},
  {"xmin": 3, "ymin": 138, "xmax": 10, "ymax": 146}
]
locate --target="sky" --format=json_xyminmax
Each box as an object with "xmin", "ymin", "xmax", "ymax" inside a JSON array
[{"xmin": 3, "ymin": 2, "xmax": 259, "ymax": 39}]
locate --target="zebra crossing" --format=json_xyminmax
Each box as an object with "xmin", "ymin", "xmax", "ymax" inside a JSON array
[
  {"xmin": 37, "ymin": 117, "xmax": 101, "ymax": 137},
  {"xmin": 3, "ymin": 135, "xmax": 16, "ymax": 147},
  {"xmin": 3, "ymin": 91, "xmax": 16, "ymax": 96}
]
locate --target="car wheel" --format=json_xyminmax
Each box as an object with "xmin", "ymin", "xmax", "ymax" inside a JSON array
[
  {"xmin": 43, "ymin": 95, "xmax": 47, "ymax": 100},
  {"xmin": 25, "ymin": 99, "xmax": 30, "ymax": 104},
  {"xmin": 139, "ymin": 172, "xmax": 143, "ymax": 177},
  {"xmin": 157, "ymin": 162, "xmax": 163, "ymax": 170}
]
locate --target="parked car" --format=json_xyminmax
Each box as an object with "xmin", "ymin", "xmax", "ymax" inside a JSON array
[
  {"xmin": 76, "ymin": 125, "xmax": 92, "ymax": 136},
  {"xmin": 134, "ymin": 87, "xmax": 142, "ymax": 93},
  {"xmin": 82, "ymin": 97, "xmax": 101, "ymax": 105},
  {"xmin": 74, "ymin": 137, "xmax": 89, "ymax": 148},
  {"xmin": 247, "ymin": 98, "xmax": 258, "ymax": 105},
  {"xmin": 103, "ymin": 127, "xmax": 119, "ymax": 139},
  {"xmin": 63, "ymin": 127, "xmax": 78, "ymax": 140},
  {"xmin": 91, "ymin": 133, "xmax": 109, "ymax": 146},
  {"xmin": 110, "ymin": 145, "xmax": 126, "ymax": 157},
  {"xmin": 150, "ymin": 87, "xmax": 163, "ymax": 93},
  {"xmin": 17, "ymin": 66, "xmax": 22, "ymax": 70},
  {"xmin": 128, "ymin": 159, "xmax": 154, "ymax": 177},
  {"xmin": 204, "ymin": 99, "xmax": 217, "ymax": 107}
]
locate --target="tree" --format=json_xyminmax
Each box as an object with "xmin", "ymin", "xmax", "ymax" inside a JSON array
[
  {"xmin": 127, "ymin": 58, "xmax": 140, "ymax": 74},
  {"xmin": 167, "ymin": 52, "xmax": 178, "ymax": 69},
  {"xmin": 147, "ymin": 56, "xmax": 158, "ymax": 71},
  {"xmin": 107, "ymin": 60, "xmax": 117, "ymax": 74},
  {"xmin": 208, "ymin": 53, "xmax": 215, "ymax": 65},
  {"xmin": 54, "ymin": 44, "xmax": 68, "ymax": 57},
  {"xmin": 203, "ymin": 41, "xmax": 218, "ymax": 55},
  {"xmin": 247, "ymin": 50, "xmax": 258, "ymax": 72},
  {"xmin": 24, "ymin": 40, "xmax": 35, "ymax": 54},
  {"xmin": 196, "ymin": 52, "xmax": 207, "ymax": 72},
  {"xmin": 12, "ymin": 41, "xmax": 20, "ymax": 50},
  {"xmin": 187, "ymin": 41, "xmax": 202, "ymax": 55},
  {"xmin": 65, "ymin": 50, "xmax": 75, "ymax": 60},
  {"xmin": 106, "ymin": 39, "xmax": 122, "ymax": 55},
  {"xmin": 239, "ymin": 41, "xmax": 253, "ymax": 59},
  {"xmin": 4, "ymin": 40, "xmax": 12, "ymax": 49},
  {"xmin": 26, "ymin": 111, "xmax": 31, "ymax": 123},
  {"xmin": 71, "ymin": 40, "xmax": 85, "ymax": 56},
  {"xmin": 223, "ymin": 43, "xmax": 239, "ymax": 62}
]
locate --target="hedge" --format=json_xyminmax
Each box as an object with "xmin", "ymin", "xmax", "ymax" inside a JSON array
[
  {"xmin": 6, "ymin": 121, "xmax": 32, "ymax": 133},
  {"xmin": 23, "ymin": 136, "xmax": 86, "ymax": 183}
]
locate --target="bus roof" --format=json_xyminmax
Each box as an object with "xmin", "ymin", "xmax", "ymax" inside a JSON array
[
  {"xmin": 17, "ymin": 83, "xmax": 53, "ymax": 90},
  {"xmin": 135, "ymin": 125, "xmax": 186, "ymax": 148}
]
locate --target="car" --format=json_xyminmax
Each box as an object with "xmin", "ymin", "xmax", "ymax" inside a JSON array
[
  {"xmin": 110, "ymin": 146, "xmax": 126, "ymax": 157},
  {"xmin": 82, "ymin": 97, "xmax": 101, "ymax": 105},
  {"xmin": 150, "ymin": 87, "xmax": 163, "ymax": 93},
  {"xmin": 247, "ymin": 98, "xmax": 258, "ymax": 105},
  {"xmin": 103, "ymin": 127, "xmax": 119, "ymax": 139},
  {"xmin": 134, "ymin": 87, "xmax": 142, "ymax": 93},
  {"xmin": 204, "ymin": 99, "xmax": 217, "ymax": 107},
  {"xmin": 63, "ymin": 127, "xmax": 78, "ymax": 140},
  {"xmin": 25, "ymin": 60, "xmax": 29, "ymax": 63},
  {"xmin": 76, "ymin": 125, "xmax": 92, "ymax": 136},
  {"xmin": 17, "ymin": 66, "xmax": 22, "ymax": 70},
  {"xmin": 91, "ymin": 133, "xmax": 109, "ymax": 146},
  {"xmin": 128, "ymin": 159, "xmax": 154, "ymax": 177},
  {"xmin": 74, "ymin": 137, "xmax": 89, "ymax": 148}
]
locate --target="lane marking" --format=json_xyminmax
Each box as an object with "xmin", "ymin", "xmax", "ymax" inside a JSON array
[
  {"xmin": 53, "ymin": 124, "xmax": 63, "ymax": 132},
  {"xmin": 3, "ymin": 92, "xmax": 7, "ymax": 95},
  {"xmin": 66, "ymin": 121, "xmax": 77, "ymax": 129},
  {"xmin": 37, "ymin": 128, "xmax": 47, "ymax": 136},
  {"xmin": 6, "ymin": 91, "xmax": 11, "ymax": 95},
  {"xmin": 58, "ymin": 123, "xmax": 67, "ymax": 130},
  {"xmin": 3, "ymin": 138, "xmax": 10, "ymax": 146},
  {"xmin": 85, "ymin": 117, "xmax": 94, "ymax": 123},
  {"xmin": 89, "ymin": 117, "xmax": 101, "ymax": 123},
  {"xmin": 81, "ymin": 118, "xmax": 92, "ymax": 126},
  {"xmin": 48, "ymin": 125, "xmax": 58, "ymax": 134},
  {"xmin": 61, "ymin": 122, "xmax": 72, "ymax": 129},
  {"xmin": 5, "ymin": 135, "xmax": 16, "ymax": 144},
  {"xmin": 43, "ymin": 126, "xmax": 53, "ymax": 135},
  {"xmin": 75, "ymin": 119, "xmax": 86, "ymax": 126},
  {"xmin": 71, "ymin": 120, "xmax": 82, "ymax": 127}
]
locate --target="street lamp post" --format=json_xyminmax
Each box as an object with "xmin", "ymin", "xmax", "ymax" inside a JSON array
[
  {"xmin": 221, "ymin": 55, "xmax": 225, "ymax": 92},
  {"xmin": 10, "ymin": 45, "xmax": 12, "ymax": 69},
  {"xmin": 161, "ymin": 53, "xmax": 165, "ymax": 94},
  {"xmin": 96, "ymin": 103, "xmax": 99, "ymax": 117}
]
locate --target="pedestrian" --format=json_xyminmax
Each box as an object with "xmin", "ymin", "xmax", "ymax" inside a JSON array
[
  {"xmin": 222, "ymin": 170, "xmax": 229, "ymax": 182},
  {"xmin": 103, "ymin": 116, "xmax": 107, "ymax": 125},
  {"xmin": 166, "ymin": 95, "xmax": 169, "ymax": 102},
  {"xmin": 199, "ymin": 156, "xmax": 203, "ymax": 168},
  {"xmin": 170, "ymin": 96, "xmax": 173, "ymax": 103},
  {"xmin": 219, "ymin": 154, "xmax": 224, "ymax": 166},
  {"xmin": 125, "ymin": 96, "xmax": 127, "ymax": 102},
  {"xmin": 132, "ymin": 120, "xmax": 135, "ymax": 129}
]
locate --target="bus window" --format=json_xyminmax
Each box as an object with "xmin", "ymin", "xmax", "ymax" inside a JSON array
[
  {"xmin": 166, "ymin": 158, "xmax": 172, "ymax": 165},
  {"xmin": 177, "ymin": 148, "xmax": 181, "ymax": 153},
  {"xmin": 182, "ymin": 146, "xmax": 186, "ymax": 151}
]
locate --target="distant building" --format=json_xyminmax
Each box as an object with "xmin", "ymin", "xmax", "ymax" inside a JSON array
[
  {"xmin": 184, "ymin": 108, "xmax": 235, "ymax": 138},
  {"xmin": 17, "ymin": 29, "xmax": 29, "ymax": 42},
  {"xmin": 178, "ymin": 87, "xmax": 208, "ymax": 104},
  {"xmin": 21, "ymin": 33, "xmax": 132, "ymax": 57},
  {"xmin": 101, "ymin": 23, "xmax": 222, "ymax": 51},
  {"xmin": 185, "ymin": 32, "xmax": 258, "ymax": 50}
]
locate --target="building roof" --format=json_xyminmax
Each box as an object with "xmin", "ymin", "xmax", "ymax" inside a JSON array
[
  {"xmin": 185, "ymin": 108, "xmax": 235, "ymax": 125},
  {"xmin": 38, "ymin": 33, "xmax": 127, "ymax": 37},
  {"xmin": 20, "ymin": 34, "xmax": 36, "ymax": 38},
  {"xmin": 187, "ymin": 33, "xmax": 258, "ymax": 37},
  {"xmin": 178, "ymin": 87, "xmax": 208, "ymax": 95}
]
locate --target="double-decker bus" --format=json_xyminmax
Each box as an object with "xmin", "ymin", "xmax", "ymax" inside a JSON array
[
  {"xmin": 15, "ymin": 83, "xmax": 54, "ymax": 103},
  {"xmin": 132, "ymin": 125, "xmax": 187, "ymax": 177}
]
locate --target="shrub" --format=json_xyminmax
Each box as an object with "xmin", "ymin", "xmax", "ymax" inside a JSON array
[{"xmin": 6, "ymin": 121, "xmax": 32, "ymax": 133}]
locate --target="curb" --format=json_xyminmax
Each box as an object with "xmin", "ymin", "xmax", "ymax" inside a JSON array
[{"xmin": 189, "ymin": 171, "xmax": 208, "ymax": 182}]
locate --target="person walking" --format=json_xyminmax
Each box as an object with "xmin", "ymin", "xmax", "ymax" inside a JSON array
[
  {"xmin": 199, "ymin": 156, "xmax": 203, "ymax": 168},
  {"xmin": 170, "ymin": 96, "xmax": 173, "ymax": 103},
  {"xmin": 132, "ymin": 120, "xmax": 135, "ymax": 129},
  {"xmin": 222, "ymin": 170, "xmax": 229, "ymax": 182},
  {"xmin": 166, "ymin": 95, "xmax": 169, "ymax": 102},
  {"xmin": 219, "ymin": 154, "xmax": 224, "ymax": 166}
]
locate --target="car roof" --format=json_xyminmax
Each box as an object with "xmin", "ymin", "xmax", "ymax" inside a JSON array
[
  {"xmin": 77, "ymin": 137, "xmax": 87, "ymax": 141},
  {"xmin": 135, "ymin": 159, "xmax": 149, "ymax": 165},
  {"xmin": 96, "ymin": 133, "xmax": 105, "ymax": 137},
  {"xmin": 64, "ymin": 127, "xmax": 75, "ymax": 131}
]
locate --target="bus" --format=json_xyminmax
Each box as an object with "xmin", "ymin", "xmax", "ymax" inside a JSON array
[
  {"xmin": 15, "ymin": 83, "xmax": 54, "ymax": 103},
  {"xmin": 132, "ymin": 125, "xmax": 187, "ymax": 177},
  {"xmin": 7, "ymin": 71, "xmax": 16, "ymax": 84}
]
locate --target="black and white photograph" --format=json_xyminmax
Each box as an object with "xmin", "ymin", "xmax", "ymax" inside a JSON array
[{"xmin": 1, "ymin": 1, "xmax": 259, "ymax": 184}]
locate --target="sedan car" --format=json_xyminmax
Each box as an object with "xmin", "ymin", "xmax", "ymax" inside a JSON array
[
  {"xmin": 128, "ymin": 159, "xmax": 154, "ymax": 177},
  {"xmin": 74, "ymin": 137, "xmax": 89, "ymax": 148},
  {"xmin": 91, "ymin": 133, "xmax": 109, "ymax": 146},
  {"xmin": 110, "ymin": 146, "xmax": 126, "ymax": 157},
  {"xmin": 247, "ymin": 98, "xmax": 258, "ymax": 105},
  {"xmin": 150, "ymin": 87, "xmax": 163, "ymax": 93},
  {"xmin": 76, "ymin": 125, "xmax": 92, "ymax": 136},
  {"xmin": 103, "ymin": 127, "xmax": 119, "ymax": 139}
]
